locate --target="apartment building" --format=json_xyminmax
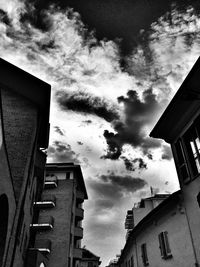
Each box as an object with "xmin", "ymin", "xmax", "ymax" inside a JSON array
[
  {"xmin": 79, "ymin": 248, "xmax": 101, "ymax": 267},
  {"xmin": 0, "ymin": 58, "xmax": 51, "ymax": 267},
  {"xmin": 150, "ymin": 56, "xmax": 200, "ymax": 266},
  {"xmin": 119, "ymin": 191, "xmax": 196, "ymax": 267},
  {"xmin": 27, "ymin": 163, "xmax": 88, "ymax": 267},
  {"xmin": 125, "ymin": 194, "xmax": 170, "ymax": 240}
]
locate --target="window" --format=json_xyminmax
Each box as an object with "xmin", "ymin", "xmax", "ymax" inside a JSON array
[
  {"xmin": 174, "ymin": 140, "xmax": 190, "ymax": 183},
  {"xmin": 183, "ymin": 126, "xmax": 200, "ymax": 176},
  {"xmin": 88, "ymin": 262, "xmax": 93, "ymax": 267},
  {"xmin": 141, "ymin": 243, "xmax": 149, "ymax": 266},
  {"xmin": 158, "ymin": 231, "xmax": 172, "ymax": 259},
  {"xmin": 130, "ymin": 256, "xmax": 134, "ymax": 267},
  {"xmin": 174, "ymin": 119, "xmax": 200, "ymax": 183}
]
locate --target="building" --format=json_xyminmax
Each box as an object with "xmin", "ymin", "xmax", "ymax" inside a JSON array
[
  {"xmin": 105, "ymin": 259, "xmax": 118, "ymax": 267},
  {"xmin": 28, "ymin": 163, "xmax": 88, "ymax": 267},
  {"xmin": 79, "ymin": 248, "xmax": 101, "ymax": 267},
  {"xmin": 150, "ymin": 56, "xmax": 200, "ymax": 266},
  {"xmin": 119, "ymin": 191, "xmax": 197, "ymax": 267},
  {"xmin": 125, "ymin": 193, "xmax": 170, "ymax": 239},
  {"xmin": 0, "ymin": 58, "xmax": 51, "ymax": 267}
]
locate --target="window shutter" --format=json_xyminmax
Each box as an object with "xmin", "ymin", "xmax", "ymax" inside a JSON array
[
  {"xmin": 164, "ymin": 231, "xmax": 171, "ymax": 255},
  {"xmin": 158, "ymin": 233, "xmax": 164, "ymax": 258}
]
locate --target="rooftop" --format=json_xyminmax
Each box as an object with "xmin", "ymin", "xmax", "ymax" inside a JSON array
[{"xmin": 150, "ymin": 56, "xmax": 200, "ymax": 143}]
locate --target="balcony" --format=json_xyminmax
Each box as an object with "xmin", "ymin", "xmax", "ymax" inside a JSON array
[
  {"xmin": 75, "ymin": 207, "xmax": 84, "ymax": 220},
  {"xmin": 44, "ymin": 175, "xmax": 58, "ymax": 189},
  {"xmin": 76, "ymin": 191, "xmax": 84, "ymax": 203},
  {"xmin": 74, "ymin": 227, "xmax": 83, "ymax": 240},
  {"xmin": 73, "ymin": 248, "xmax": 82, "ymax": 259},
  {"xmin": 34, "ymin": 195, "xmax": 56, "ymax": 209},
  {"xmin": 29, "ymin": 239, "xmax": 52, "ymax": 255},
  {"xmin": 30, "ymin": 216, "xmax": 54, "ymax": 231},
  {"xmin": 26, "ymin": 249, "xmax": 49, "ymax": 266}
]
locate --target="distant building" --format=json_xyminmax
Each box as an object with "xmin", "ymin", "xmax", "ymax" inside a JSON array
[
  {"xmin": 0, "ymin": 58, "xmax": 51, "ymax": 267},
  {"xmin": 79, "ymin": 248, "xmax": 101, "ymax": 267},
  {"xmin": 106, "ymin": 259, "xmax": 118, "ymax": 267},
  {"xmin": 27, "ymin": 163, "xmax": 88, "ymax": 267},
  {"xmin": 150, "ymin": 56, "xmax": 200, "ymax": 266},
  {"xmin": 119, "ymin": 191, "xmax": 197, "ymax": 267},
  {"xmin": 125, "ymin": 193, "xmax": 170, "ymax": 239}
]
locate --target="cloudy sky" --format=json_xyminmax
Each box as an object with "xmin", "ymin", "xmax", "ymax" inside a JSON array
[{"xmin": 1, "ymin": 0, "xmax": 200, "ymax": 265}]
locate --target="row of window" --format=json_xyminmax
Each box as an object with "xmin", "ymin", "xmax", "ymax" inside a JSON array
[
  {"xmin": 122, "ymin": 231, "xmax": 171, "ymax": 267},
  {"xmin": 174, "ymin": 118, "xmax": 200, "ymax": 184}
]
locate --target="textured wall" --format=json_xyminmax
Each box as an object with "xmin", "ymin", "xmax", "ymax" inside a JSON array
[{"xmin": 1, "ymin": 87, "xmax": 38, "ymax": 202}]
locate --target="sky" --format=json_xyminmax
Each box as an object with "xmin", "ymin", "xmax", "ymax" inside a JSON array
[{"xmin": 1, "ymin": 0, "xmax": 200, "ymax": 265}]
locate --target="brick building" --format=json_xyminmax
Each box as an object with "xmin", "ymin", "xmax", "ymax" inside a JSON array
[
  {"xmin": 0, "ymin": 58, "xmax": 51, "ymax": 267},
  {"xmin": 27, "ymin": 163, "xmax": 88, "ymax": 267}
]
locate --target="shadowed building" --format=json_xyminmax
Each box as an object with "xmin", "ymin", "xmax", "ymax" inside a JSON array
[
  {"xmin": 79, "ymin": 248, "xmax": 101, "ymax": 267},
  {"xmin": 0, "ymin": 58, "xmax": 51, "ymax": 267},
  {"xmin": 28, "ymin": 163, "xmax": 88, "ymax": 267},
  {"xmin": 150, "ymin": 56, "xmax": 200, "ymax": 266}
]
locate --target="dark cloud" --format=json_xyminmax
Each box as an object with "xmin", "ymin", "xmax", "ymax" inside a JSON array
[
  {"xmin": 22, "ymin": 0, "xmax": 200, "ymax": 56},
  {"xmin": 95, "ymin": 199, "xmax": 114, "ymax": 210},
  {"xmin": 54, "ymin": 126, "xmax": 64, "ymax": 136},
  {"xmin": 99, "ymin": 174, "xmax": 147, "ymax": 193},
  {"xmin": 77, "ymin": 141, "xmax": 83, "ymax": 145},
  {"xmin": 56, "ymin": 90, "xmax": 119, "ymax": 122},
  {"xmin": 88, "ymin": 173, "xmax": 147, "ymax": 201},
  {"xmin": 47, "ymin": 141, "xmax": 80, "ymax": 163},
  {"xmin": 120, "ymin": 156, "xmax": 147, "ymax": 171},
  {"xmin": 103, "ymin": 89, "xmax": 162, "ymax": 160},
  {"xmin": 0, "ymin": 9, "xmax": 10, "ymax": 25},
  {"xmin": 82, "ymin": 120, "xmax": 92, "ymax": 125},
  {"xmin": 161, "ymin": 145, "xmax": 173, "ymax": 160}
]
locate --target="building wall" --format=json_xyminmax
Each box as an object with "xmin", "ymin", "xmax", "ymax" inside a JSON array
[
  {"xmin": 0, "ymin": 88, "xmax": 47, "ymax": 267},
  {"xmin": 0, "ymin": 91, "xmax": 16, "ymax": 267},
  {"xmin": 120, "ymin": 199, "xmax": 196, "ymax": 267},
  {"xmin": 36, "ymin": 178, "xmax": 74, "ymax": 267},
  {"xmin": 133, "ymin": 198, "xmax": 165, "ymax": 227},
  {"xmin": 1, "ymin": 87, "xmax": 38, "ymax": 201},
  {"xmin": 178, "ymin": 178, "xmax": 200, "ymax": 265}
]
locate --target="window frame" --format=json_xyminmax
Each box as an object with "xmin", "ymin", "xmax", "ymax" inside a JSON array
[
  {"xmin": 141, "ymin": 243, "xmax": 149, "ymax": 266},
  {"xmin": 158, "ymin": 231, "xmax": 172, "ymax": 260},
  {"xmin": 174, "ymin": 120, "xmax": 200, "ymax": 184}
]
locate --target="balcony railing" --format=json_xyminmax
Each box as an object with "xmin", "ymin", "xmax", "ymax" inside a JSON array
[
  {"xmin": 44, "ymin": 175, "xmax": 58, "ymax": 189},
  {"xmin": 73, "ymin": 248, "xmax": 82, "ymax": 259},
  {"xmin": 74, "ymin": 227, "xmax": 83, "ymax": 240},
  {"xmin": 34, "ymin": 195, "xmax": 56, "ymax": 209},
  {"xmin": 29, "ymin": 239, "xmax": 52, "ymax": 254},
  {"xmin": 76, "ymin": 191, "xmax": 84, "ymax": 203},
  {"xmin": 75, "ymin": 208, "xmax": 84, "ymax": 220},
  {"xmin": 30, "ymin": 216, "xmax": 54, "ymax": 231}
]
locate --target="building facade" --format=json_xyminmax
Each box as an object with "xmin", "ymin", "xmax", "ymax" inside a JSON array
[
  {"xmin": 28, "ymin": 163, "xmax": 88, "ymax": 267},
  {"xmin": 0, "ymin": 58, "xmax": 51, "ymax": 267},
  {"xmin": 79, "ymin": 248, "xmax": 101, "ymax": 267},
  {"xmin": 119, "ymin": 191, "xmax": 196, "ymax": 267},
  {"xmin": 150, "ymin": 56, "xmax": 200, "ymax": 266},
  {"xmin": 125, "ymin": 194, "xmax": 170, "ymax": 239}
]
